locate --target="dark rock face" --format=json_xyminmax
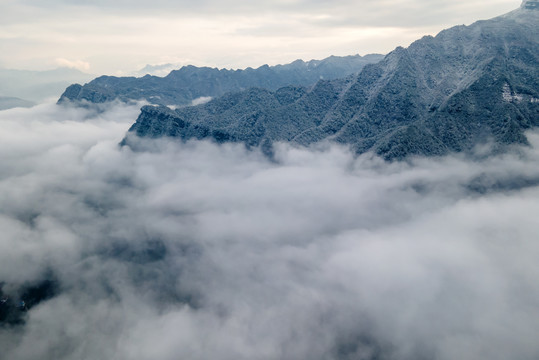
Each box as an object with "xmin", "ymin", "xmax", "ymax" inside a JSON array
[
  {"xmin": 0, "ymin": 279, "xmax": 58, "ymax": 326},
  {"xmin": 58, "ymin": 54, "xmax": 384, "ymax": 106},
  {"xmin": 125, "ymin": 7, "xmax": 539, "ymax": 160}
]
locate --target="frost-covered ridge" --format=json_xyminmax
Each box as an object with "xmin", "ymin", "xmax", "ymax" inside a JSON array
[{"xmin": 125, "ymin": 5, "xmax": 539, "ymax": 160}]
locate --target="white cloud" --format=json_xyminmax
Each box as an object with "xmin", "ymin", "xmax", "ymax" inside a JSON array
[
  {"xmin": 191, "ymin": 96, "xmax": 212, "ymax": 106},
  {"xmin": 54, "ymin": 58, "xmax": 90, "ymax": 71},
  {"xmin": 0, "ymin": 103, "xmax": 539, "ymax": 359}
]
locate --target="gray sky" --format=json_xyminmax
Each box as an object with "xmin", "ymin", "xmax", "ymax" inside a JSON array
[{"xmin": 0, "ymin": 0, "xmax": 520, "ymax": 74}]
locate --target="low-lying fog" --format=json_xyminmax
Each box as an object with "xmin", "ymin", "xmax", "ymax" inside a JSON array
[{"xmin": 1, "ymin": 103, "xmax": 539, "ymax": 360}]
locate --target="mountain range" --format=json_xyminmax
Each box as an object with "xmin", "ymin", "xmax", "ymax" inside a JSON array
[
  {"xmin": 57, "ymin": 3, "xmax": 539, "ymax": 161},
  {"xmin": 58, "ymin": 54, "xmax": 384, "ymax": 107},
  {"xmin": 121, "ymin": 4, "xmax": 538, "ymax": 160}
]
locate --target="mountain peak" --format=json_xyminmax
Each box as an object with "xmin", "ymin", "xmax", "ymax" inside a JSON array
[{"xmin": 521, "ymin": 0, "xmax": 539, "ymax": 10}]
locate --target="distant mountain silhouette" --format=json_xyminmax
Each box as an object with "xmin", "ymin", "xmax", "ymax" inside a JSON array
[
  {"xmin": 0, "ymin": 96, "xmax": 35, "ymax": 110},
  {"xmin": 0, "ymin": 68, "xmax": 93, "ymax": 103},
  {"xmin": 58, "ymin": 54, "xmax": 384, "ymax": 107}
]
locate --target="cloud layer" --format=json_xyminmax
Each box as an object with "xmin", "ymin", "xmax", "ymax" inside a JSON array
[{"xmin": 1, "ymin": 103, "xmax": 539, "ymax": 359}]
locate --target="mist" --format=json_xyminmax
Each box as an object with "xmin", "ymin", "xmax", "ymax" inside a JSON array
[{"xmin": 1, "ymin": 103, "xmax": 539, "ymax": 360}]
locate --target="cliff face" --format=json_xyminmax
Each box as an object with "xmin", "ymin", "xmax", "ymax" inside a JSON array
[
  {"xmin": 124, "ymin": 7, "xmax": 538, "ymax": 160},
  {"xmin": 57, "ymin": 54, "xmax": 384, "ymax": 107}
]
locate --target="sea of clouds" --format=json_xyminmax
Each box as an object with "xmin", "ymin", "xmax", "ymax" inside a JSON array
[{"xmin": 1, "ymin": 103, "xmax": 539, "ymax": 360}]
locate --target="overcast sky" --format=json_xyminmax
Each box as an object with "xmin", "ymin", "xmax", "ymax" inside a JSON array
[{"xmin": 0, "ymin": 0, "xmax": 520, "ymax": 75}]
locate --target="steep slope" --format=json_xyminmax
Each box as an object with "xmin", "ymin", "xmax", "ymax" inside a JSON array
[
  {"xmin": 125, "ymin": 5, "xmax": 538, "ymax": 160},
  {"xmin": 58, "ymin": 54, "xmax": 384, "ymax": 107},
  {"xmin": 327, "ymin": 5, "xmax": 539, "ymax": 158}
]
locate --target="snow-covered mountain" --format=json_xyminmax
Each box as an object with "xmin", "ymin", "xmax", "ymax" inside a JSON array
[{"xmin": 125, "ymin": 4, "xmax": 538, "ymax": 160}]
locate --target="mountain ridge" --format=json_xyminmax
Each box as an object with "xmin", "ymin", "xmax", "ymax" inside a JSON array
[
  {"xmin": 123, "ymin": 5, "xmax": 538, "ymax": 160},
  {"xmin": 58, "ymin": 54, "xmax": 384, "ymax": 107}
]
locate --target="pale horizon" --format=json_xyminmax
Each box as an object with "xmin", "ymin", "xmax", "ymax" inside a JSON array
[{"xmin": 0, "ymin": 0, "xmax": 520, "ymax": 75}]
